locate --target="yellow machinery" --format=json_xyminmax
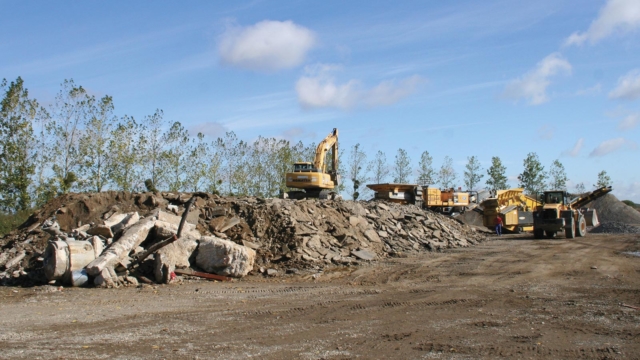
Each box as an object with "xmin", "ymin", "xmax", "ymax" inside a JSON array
[
  {"xmin": 533, "ymin": 186, "xmax": 611, "ymax": 239},
  {"xmin": 284, "ymin": 128, "xmax": 340, "ymax": 200},
  {"xmin": 424, "ymin": 188, "xmax": 472, "ymax": 215},
  {"xmin": 366, "ymin": 183, "xmax": 423, "ymax": 207},
  {"xmin": 481, "ymin": 188, "xmax": 541, "ymax": 233}
]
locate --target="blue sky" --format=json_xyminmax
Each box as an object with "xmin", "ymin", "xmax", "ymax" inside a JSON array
[{"xmin": 2, "ymin": 0, "xmax": 640, "ymax": 201}]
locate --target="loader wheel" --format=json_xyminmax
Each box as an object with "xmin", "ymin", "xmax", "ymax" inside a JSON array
[
  {"xmin": 534, "ymin": 229, "xmax": 544, "ymax": 239},
  {"xmin": 565, "ymin": 221, "xmax": 575, "ymax": 239},
  {"xmin": 576, "ymin": 216, "xmax": 587, "ymax": 237},
  {"xmin": 545, "ymin": 231, "xmax": 556, "ymax": 239}
]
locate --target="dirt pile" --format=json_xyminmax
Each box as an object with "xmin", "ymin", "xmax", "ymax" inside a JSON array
[{"xmin": 0, "ymin": 191, "xmax": 486, "ymax": 287}]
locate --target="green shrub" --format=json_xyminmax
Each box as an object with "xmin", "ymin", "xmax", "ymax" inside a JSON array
[
  {"xmin": 0, "ymin": 210, "xmax": 32, "ymax": 237},
  {"xmin": 622, "ymin": 200, "xmax": 638, "ymax": 208}
]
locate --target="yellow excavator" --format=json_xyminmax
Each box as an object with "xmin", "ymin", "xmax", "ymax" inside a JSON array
[{"xmin": 283, "ymin": 128, "xmax": 341, "ymax": 200}]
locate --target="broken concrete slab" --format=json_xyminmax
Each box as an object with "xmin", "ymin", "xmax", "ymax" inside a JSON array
[
  {"xmin": 351, "ymin": 249, "xmax": 376, "ymax": 261},
  {"xmin": 195, "ymin": 236, "xmax": 256, "ymax": 277},
  {"xmin": 85, "ymin": 216, "xmax": 156, "ymax": 277},
  {"xmin": 87, "ymin": 225, "xmax": 113, "ymax": 238}
]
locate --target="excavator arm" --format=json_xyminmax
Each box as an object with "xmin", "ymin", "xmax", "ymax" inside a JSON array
[{"xmin": 313, "ymin": 128, "xmax": 338, "ymax": 174}]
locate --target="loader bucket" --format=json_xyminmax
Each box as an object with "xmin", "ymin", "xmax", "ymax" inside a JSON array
[{"xmin": 581, "ymin": 209, "xmax": 599, "ymax": 227}]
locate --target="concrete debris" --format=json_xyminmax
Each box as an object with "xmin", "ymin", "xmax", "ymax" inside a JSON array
[
  {"xmin": 0, "ymin": 190, "xmax": 493, "ymax": 287},
  {"xmin": 196, "ymin": 236, "xmax": 256, "ymax": 278}
]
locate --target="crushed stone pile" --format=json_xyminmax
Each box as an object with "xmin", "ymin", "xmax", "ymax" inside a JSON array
[
  {"xmin": 0, "ymin": 191, "xmax": 487, "ymax": 287},
  {"xmin": 589, "ymin": 221, "xmax": 640, "ymax": 234},
  {"xmin": 588, "ymin": 194, "xmax": 640, "ymax": 225}
]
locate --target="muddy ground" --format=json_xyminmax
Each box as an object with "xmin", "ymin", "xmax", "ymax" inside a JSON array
[{"xmin": 1, "ymin": 232, "xmax": 639, "ymax": 359}]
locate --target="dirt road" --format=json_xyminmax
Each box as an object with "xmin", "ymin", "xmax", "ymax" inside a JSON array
[{"xmin": 1, "ymin": 233, "xmax": 639, "ymax": 359}]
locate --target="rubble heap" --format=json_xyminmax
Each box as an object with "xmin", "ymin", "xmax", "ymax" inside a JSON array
[{"xmin": 0, "ymin": 191, "xmax": 486, "ymax": 287}]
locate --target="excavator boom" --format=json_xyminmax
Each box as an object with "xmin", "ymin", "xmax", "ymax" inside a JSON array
[{"xmin": 313, "ymin": 128, "xmax": 338, "ymax": 173}]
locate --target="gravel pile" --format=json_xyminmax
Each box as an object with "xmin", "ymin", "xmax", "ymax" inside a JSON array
[
  {"xmin": 589, "ymin": 221, "xmax": 640, "ymax": 234},
  {"xmin": 588, "ymin": 194, "xmax": 640, "ymax": 225}
]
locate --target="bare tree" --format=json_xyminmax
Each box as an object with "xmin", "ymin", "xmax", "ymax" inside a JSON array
[
  {"xmin": 416, "ymin": 150, "xmax": 435, "ymax": 187},
  {"xmin": 437, "ymin": 156, "xmax": 457, "ymax": 188},
  {"xmin": 393, "ymin": 148, "xmax": 411, "ymax": 183}
]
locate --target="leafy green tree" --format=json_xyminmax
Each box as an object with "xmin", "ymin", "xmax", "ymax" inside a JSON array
[
  {"xmin": 393, "ymin": 148, "xmax": 411, "ymax": 183},
  {"xmin": 140, "ymin": 109, "xmax": 167, "ymax": 190},
  {"xmin": 0, "ymin": 77, "xmax": 38, "ymax": 211},
  {"xmin": 518, "ymin": 152, "xmax": 547, "ymax": 195},
  {"xmin": 160, "ymin": 121, "xmax": 190, "ymax": 192},
  {"xmin": 437, "ymin": 156, "xmax": 457, "ymax": 188},
  {"xmin": 595, "ymin": 170, "xmax": 612, "ymax": 188},
  {"xmin": 78, "ymin": 95, "xmax": 115, "ymax": 192},
  {"xmin": 46, "ymin": 79, "xmax": 92, "ymax": 193},
  {"xmin": 346, "ymin": 143, "xmax": 370, "ymax": 200},
  {"xmin": 183, "ymin": 132, "xmax": 209, "ymax": 192},
  {"xmin": 547, "ymin": 159, "xmax": 567, "ymax": 191},
  {"xmin": 108, "ymin": 116, "xmax": 143, "ymax": 191},
  {"xmin": 370, "ymin": 150, "xmax": 389, "ymax": 184},
  {"xmin": 463, "ymin": 156, "xmax": 483, "ymax": 190},
  {"xmin": 416, "ymin": 151, "xmax": 435, "ymax": 187},
  {"xmin": 574, "ymin": 182, "xmax": 586, "ymax": 194},
  {"xmin": 486, "ymin": 156, "xmax": 507, "ymax": 191}
]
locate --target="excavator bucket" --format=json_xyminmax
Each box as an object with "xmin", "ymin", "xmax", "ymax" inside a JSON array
[{"xmin": 581, "ymin": 209, "xmax": 599, "ymax": 227}]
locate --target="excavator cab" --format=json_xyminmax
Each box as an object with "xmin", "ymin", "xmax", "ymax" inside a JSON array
[{"xmin": 293, "ymin": 162, "xmax": 315, "ymax": 172}]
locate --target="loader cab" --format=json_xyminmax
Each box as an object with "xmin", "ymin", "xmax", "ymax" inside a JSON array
[
  {"xmin": 293, "ymin": 162, "xmax": 316, "ymax": 173},
  {"xmin": 543, "ymin": 191, "xmax": 567, "ymax": 205}
]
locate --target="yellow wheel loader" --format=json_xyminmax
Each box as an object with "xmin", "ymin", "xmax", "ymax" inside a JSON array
[
  {"xmin": 533, "ymin": 186, "xmax": 612, "ymax": 239},
  {"xmin": 283, "ymin": 128, "xmax": 341, "ymax": 200}
]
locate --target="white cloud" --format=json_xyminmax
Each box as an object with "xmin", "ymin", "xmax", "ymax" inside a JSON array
[
  {"xmin": 618, "ymin": 113, "xmax": 640, "ymax": 130},
  {"xmin": 609, "ymin": 69, "xmax": 640, "ymax": 100},
  {"xmin": 565, "ymin": 0, "xmax": 640, "ymax": 46},
  {"xmin": 218, "ymin": 20, "xmax": 316, "ymax": 71},
  {"xmin": 190, "ymin": 121, "xmax": 228, "ymax": 138},
  {"xmin": 562, "ymin": 138, "xmax": 584, "ymax": 157},
  {"xmin": 295, "ymin": 64, "xmax": 423, "ymax": 109},
  {"xmin": 589, "ymin": 137, "xmax": 637, "ymax": 157},
  {"xmin": 503, "ymin": 53, "xmax": 572, "ymax": 105}
]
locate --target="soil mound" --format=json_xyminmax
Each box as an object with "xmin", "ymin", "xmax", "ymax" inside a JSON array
[
  {"xmin": 588, "ymin": 194, "xmax": 640, "ymax": 225},
  {"xmin": 0, "ymin": 192, "xmax": 486, "ymax": 287}
]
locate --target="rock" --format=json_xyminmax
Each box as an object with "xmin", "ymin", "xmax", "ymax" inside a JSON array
[
  {"xmin": 86, "ymin": 216, "xmax": 156, "ymax": 276},
  {"xmin": 91, "ymin": 236, "xmax": 104, "ymax": 258},
  {"xmin": 109, "ymin": 212, "xmax": 140, "ymax": 234},
  {"xmin": 242, "ymin": 240, "xmax": 261, "ymax": 249},
  {"xmin": 4, "ymin": 250, "xmax": 26, "ymax": 269},
  {"xmin": 209, "ymin": 206, "xmax": 227, "ymax": 218},
  {"xmin": 266, "ymin": 269, "xmax": 278, "ymax": 277},
  {"xmin": 154, "ymin": 220, "xmax": 195, "ymax": 239},
  {"xmin": 363, "ymin": 229, "xmax": 381, "ymax": 243},
  {"xmin": 87, "ymin": 225, "xmax": 114, "ymax": 238},
  {"xmin": 218, "ymin": 217, "xmax": 241, "ymax": 232},
  {"xmin": 351, "ymin": 249, "xmax": 377, "ymax": 261},
  {"xmin": 195, "ymin": 236, "xmax": 256, "ymax": 277},
  {"xmin": 154, "ymin": 229, "xmax": 200, "ymax": 283}
]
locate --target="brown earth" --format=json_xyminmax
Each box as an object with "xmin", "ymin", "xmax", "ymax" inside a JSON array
[{"xmin": 1, "ymin": 232, "xmax": 639, "ymax": 359}]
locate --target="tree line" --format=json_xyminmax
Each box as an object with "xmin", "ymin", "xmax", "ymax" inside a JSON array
[
  {"xmin": 1, "ymin": 77, "xmax": 614, "ymax": 213},
  {"xmin": 345, "ymin": 146, "xmax": 613, "ymax": 200},
  {"xmin": 0, "ymin": 77, "xmax": 324, "ymax": 213}
]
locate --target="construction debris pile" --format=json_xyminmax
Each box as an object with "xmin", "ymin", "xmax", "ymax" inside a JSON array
[{"xmin": 0, "ymin": 191, "xmax": 486, "ymax": 287}]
